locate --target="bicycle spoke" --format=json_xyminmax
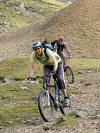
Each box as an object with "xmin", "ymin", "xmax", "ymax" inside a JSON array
[
  {"xmin": 38, "ymin": 91, "xmax": 54, "ymax": 122},
  {"xmin": 65, "ymin": 66, "xmax": 74, "ymax": 84}
]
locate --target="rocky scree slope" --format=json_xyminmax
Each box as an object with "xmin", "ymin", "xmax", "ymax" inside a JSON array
[{"xmin": 40, "ymin": 0, "xmax": 100, "ymax": 58}]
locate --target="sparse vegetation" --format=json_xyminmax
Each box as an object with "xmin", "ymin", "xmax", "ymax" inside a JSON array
[
  {"xmin": 57, "ymin": 116, "xmax": 79, "ymax": 127},
  {"xmin": 67, "ymin": 58, "xmax": 100, "ymax": 75},
  {"xmin": 0, "ymin": 0, "xmax": 68, "ymax": 32},
  {"xmin": 0, "ymin": 56, "xmax": 100, "ymax": 126}
]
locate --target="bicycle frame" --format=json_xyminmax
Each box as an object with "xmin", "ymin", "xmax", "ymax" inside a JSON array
[
  {"xmin": 31, "ymin": 75, "xmax": 59, "ymax": 108},
  {"xmin": 43, "ymin": 75, "xmax": 59, "ymax": 108},
  {"xmin": 30, "ymin": 75, "xmax": 69, "ymax": 122}
]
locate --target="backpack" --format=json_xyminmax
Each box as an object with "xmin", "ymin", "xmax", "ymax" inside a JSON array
[
  {"xmin": 51, "ymin": 40, "xmax": 58, "ymax": 48},
  {"xmin": 41, "ymin": 41, "xmax": 54, "ymax": 60}
]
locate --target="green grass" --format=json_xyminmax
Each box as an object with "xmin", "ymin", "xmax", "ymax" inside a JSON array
[
  {"xmin": 0, "ymin": 0, "xmax": 69, "ymax": 29},
  {"xmin": 42, "ymin": 0, "xmax": 68, "ymax": 7},
  {"xmin": 7, "ymin": 14, "xmax": 30, "ymax": 27},
  {"xmin": 67, "ymin": 58, "xmax": 100, "ymax": 76},
  {"xmin": 0, "ymin": 56, "xmax": 100, "ymax": 126},
  {"xmin": 1, "ymin": 56, "xmax": 100, "ymax": 79},
  {"xmin": 0, "ymin": 104, "xmax": 39, "ymax": 126},
  {"xmin": 0, "ymin": 56, "xmax": 43, "ymax": 79},
  {"xmin": 0, "ymin": 56, "xmax": 43, "ymax": 126},
  {"xmin": 57, "ymin": 116, "xmax": 79, "ymax": 127},
  {"xmin": 0, "ymin": 2, "xmax": 30, "ymax": 27}
]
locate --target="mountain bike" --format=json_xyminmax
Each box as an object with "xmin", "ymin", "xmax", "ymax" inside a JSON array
[
  {"xmin": 64, "ymin": 58, "xmax": 74, "ymax": 84},
  {"xmin": 30, "ymin": 75, "xmax": 72, "ymax": 122}
]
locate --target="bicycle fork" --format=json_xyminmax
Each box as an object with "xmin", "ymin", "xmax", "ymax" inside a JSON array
[
  {"xmin": 47, "ymin": 91, "xmax": 50, "ymax": 106},
  {"xmin": 43, "ymin": 91, "xmax": 50, "ymax": 107}
]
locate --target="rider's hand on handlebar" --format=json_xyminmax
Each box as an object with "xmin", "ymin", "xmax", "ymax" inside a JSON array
[
  {"xmin": 50, "ymin": 69, "xmax": 56, "ymax": 76},
  {"xmin": 27, "ymin": 76, "xmax": 33, "ymax": 81},
  {"xmin": 66, "ymin": 56, "xmax": 72, "ymax": 60}
]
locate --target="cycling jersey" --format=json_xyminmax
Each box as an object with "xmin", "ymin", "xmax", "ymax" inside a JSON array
[
  {"xmin": 51, "ymin": 40, "xmax": 72, "ymax": 60},
  {"xmin": 31, "ymin": 48, "xmax": 61, "ymax": 65}
]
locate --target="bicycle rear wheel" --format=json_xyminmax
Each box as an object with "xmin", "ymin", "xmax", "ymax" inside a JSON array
[
  {"xmin": 38, "ymin": 90, "xmax": 54, "ymax": 122},
  {"xmin": 65, "ymin": 66, "xmax": 74, "ymax": 84}
]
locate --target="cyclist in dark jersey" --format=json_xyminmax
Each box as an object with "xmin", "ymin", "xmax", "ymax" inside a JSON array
[{"xmin": 51, "ymin": 37, "xmax": 72, "ymax": 67}]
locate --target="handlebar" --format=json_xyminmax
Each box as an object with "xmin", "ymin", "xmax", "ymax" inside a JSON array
[
  {"xmin": 27, "ymin": 75, "xmax": 51, "ymax": 81},
  {"xmin": 27, "ymin": 75, "xmax": 57, "ymax": 88},
  {"xmin": 65, "ymin": 56, "xmax": 72, "ymax": 60}
]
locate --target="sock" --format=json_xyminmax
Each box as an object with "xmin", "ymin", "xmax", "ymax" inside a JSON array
[{"xmin": 64, "ymin": 94, "xmax": 69, "ymax": 99}]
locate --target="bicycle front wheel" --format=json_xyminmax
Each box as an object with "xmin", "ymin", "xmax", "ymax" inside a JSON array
[
  {"xmin": 65, "ymin": 66, "xmax": 74, "ymax": 84},
  {"xmin": 38, "ymin": 90, "xmax": 54, "ymax": 122}
]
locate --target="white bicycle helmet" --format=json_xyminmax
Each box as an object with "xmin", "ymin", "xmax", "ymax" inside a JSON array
[{"xmin": 32, "ymin": 41, "xmax": 42, "ymax": 49}]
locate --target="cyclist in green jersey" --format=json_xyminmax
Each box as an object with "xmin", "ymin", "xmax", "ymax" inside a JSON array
[{"xmin": 28, "ymin": 41, "xmax": 70, "ymax": 105}]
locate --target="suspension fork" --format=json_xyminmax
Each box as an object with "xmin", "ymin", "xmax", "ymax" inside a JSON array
[{"xmin": 47, "ymin": 90, "xmax": 50, "ymax": 106}]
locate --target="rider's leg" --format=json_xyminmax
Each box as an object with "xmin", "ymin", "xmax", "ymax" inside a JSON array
[
  {"xmin": 44, "ymin": 65, "xmax": 53, "ymax": 91},
  {"xmin": 56, "ymin": 61, "xmax": 69, "ymax": 99}
]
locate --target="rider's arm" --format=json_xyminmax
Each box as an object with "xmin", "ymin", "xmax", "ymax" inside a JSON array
[
  {"xmin": 29, "ymin": 62, "xmax": 34, "ymax": 77},
  {"xmin": 51, "ymin": 56, "xmax": 58, "ymax": 71},
  {"xmin": 29, "ymin": 52, "xmax": 36, "ymax": 79},
  {"xmin": 65, "ymin": 44, "xmax": 72, "ymax": 58}
]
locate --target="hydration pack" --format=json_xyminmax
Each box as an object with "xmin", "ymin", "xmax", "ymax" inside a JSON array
[
  {"xmin": 41, "ymin": 41, "xmax": 54, "ymax": 60},
  {"xmin": 42, "ymin": 40, "xmax": 54, "ymax": 51}
]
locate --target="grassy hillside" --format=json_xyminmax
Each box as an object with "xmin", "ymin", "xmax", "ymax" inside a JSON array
[
  {"xmin": 0, "ymin": 56, "xmax": 100, "ymax": 126},
  {"xmin": 0, "ymin": 0, "xmax": 68, "ymax": 33},
  {"xmin": 0, "ymin": 56, "xmax": 100, "ymax": 79}
]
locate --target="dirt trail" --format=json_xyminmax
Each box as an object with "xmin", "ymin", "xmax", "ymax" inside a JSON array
[{"xmin": 0, "ymin": 72, "xmax": 100, "ymax": 133}]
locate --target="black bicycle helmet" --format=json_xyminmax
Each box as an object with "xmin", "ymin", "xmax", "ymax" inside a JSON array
[{"xmin": 32, "ymin": 41, "xmax": 42, "ymax": 49}]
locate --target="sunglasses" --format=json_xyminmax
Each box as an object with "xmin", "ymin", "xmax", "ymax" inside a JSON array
[{"xmin": 33, "ymin": 47, "xmax": 41, "ymax": 51}]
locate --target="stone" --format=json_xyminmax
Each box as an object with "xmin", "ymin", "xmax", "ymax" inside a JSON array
[
  {"xmin": 55, "ymin": 117, "xmax": 64, "ymax": 124},
  {"xmin": 2, "ymin": 94, "xmax": 14, "ymax": 99},
  {"xmin": 32, "ymin": 96, "xmax": 38, "ymax": 101},
  {"xmin": 4, "ymin": 77, "xmax": 16, "ymax": 83},
  {"xmin": 78, "ymin": 70, "xmax": 86, "ymax": 74},
  {"xmin": 75, "ymin": 109, "xmax": 89, "ymax": 118}
]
